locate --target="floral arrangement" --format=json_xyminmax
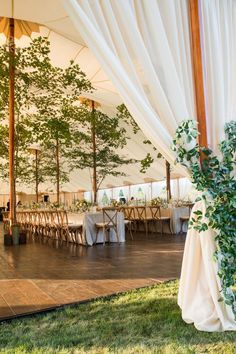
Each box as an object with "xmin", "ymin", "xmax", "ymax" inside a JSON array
[
  {"xmin": 111, "ymin": 200, "xmax": 121, "ymax": 208},
  {"xmin": 169, "ymin": 199, "xmax": 192, "ymax": 207},
  {"xmin": 30, "ymin": 202, "xmax": 41, "ymax": 210},
  {"xmin": 49, "ymin": 202, "xmax": 59, "ymax": 210},
  {"xmin": 172, "ymin": 119, "xmax": 236, "ymax": 318},
  {"xmin": 74, "ymin": 199, "xmax": 91, "ymax": 213},
  {"xmin": 151, "ymin": 197, "xmax": 168, "ymax": 208}
]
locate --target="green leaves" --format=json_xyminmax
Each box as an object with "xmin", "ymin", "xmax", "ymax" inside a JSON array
[
  {"xmin": 116, "ymin": 103, "xmax": 164, "ymax": 172},
  {"xmin": 69, "ymin": 105, "xmax": 135, "ymax": 191},
  {"xmin": 0, "ymin": 36, "xmax": 92, "ymax": 193},
  {"xmin": 140, "ymin": 153, "xmax": 154, "ymax": 173},
  {"xmin": 172, "ymin": 119, "xmax": 236, "ymax": 319}
]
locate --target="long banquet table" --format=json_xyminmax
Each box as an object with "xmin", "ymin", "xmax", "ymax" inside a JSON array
[{"xmin": 68, "ymin": 211, "xmax": 125, "ymax": 246}]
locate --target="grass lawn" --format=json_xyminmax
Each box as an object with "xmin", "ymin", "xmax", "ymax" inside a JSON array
[{"xmin": 0, "ymin": 280, "xmax": 235, "ymax": 354}]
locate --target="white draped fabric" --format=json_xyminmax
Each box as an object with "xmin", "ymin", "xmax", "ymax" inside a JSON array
[
  {"xmin": 177, "ymin": 1, "xmax": 236, "ymax": 331},
  {"xmin": 178, "ymin": 201, "xmax": 236, "ymax": 332},
  {"xmin": 62, "ymin": 0, "xmax": 236, "ymax": 332},
  {"xmin": 200, "ymin": 0, "xmax": 236, "ymax": 154},
  {"xmin": 62, "ymin": 0, "xmax": 195, "ymax": 170}
]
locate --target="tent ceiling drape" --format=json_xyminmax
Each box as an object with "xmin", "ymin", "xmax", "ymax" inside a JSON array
[
  {"xmin": 62, "ymin": 0, "xmax": 196, "ymax": 169},
  {"xmin": 0, "ymin": 0, "xmax": 189, "ymax": 194}
]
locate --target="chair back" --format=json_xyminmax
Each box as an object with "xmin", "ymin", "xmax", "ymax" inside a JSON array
[
  {"xmin": 149, "ymin": 206, "xmax": 161, "ymax": 219},
  {"xmin": 102, "ymin": 207, "xmax": 118, "ymax": 228},
  {"xmin": 45, "ymin": 210, "xmax": 58, "ymax": 227},
  {"xmin": 135, "ymin": 206, "xmax": 147, "ymax": 220},
  {"xmin": 120, "ymin": 206, "xmax": 135, "ymax": 221},
  {"xmin": 57, "ymin": 210, "xmax": 69, "ymax": 227}
]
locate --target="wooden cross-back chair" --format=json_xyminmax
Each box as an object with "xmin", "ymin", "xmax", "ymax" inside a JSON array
[
  {"xmin": 149, "ymin": 206, "xmax": 172, "ymax": 235},
  {"xmin": 57, "ymin": 210, "xmax": 83, "ymax": 243},
  {"xmin": 43, "ymin": 211, "xmax": 59, "ymax": 239},
  {"xmin": 31, "ymin": 211, "xmax": 42, "ymax": 236},
  {"xmin": 21, "ymin": 211, "xmax": 29, "ymax": 232},
  {"xmin": 95, "ymin": 207, "xmax": 119, "ymax": 245},
  {"xmin": 57, "ymin": 210, "xmax": 69, "ymax": 241},
  {"xmin": 135, "ymin": 206, "xmax": 153, "ymax": 236},
  {"xmin": 119, "ymin": 206, "xmax": 134, "ymax": 239}
]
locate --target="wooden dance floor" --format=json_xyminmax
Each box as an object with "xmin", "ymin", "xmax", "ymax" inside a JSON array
[{"xmin": 0, "ymin": 224, "xmax": 185, "ymax": 320}]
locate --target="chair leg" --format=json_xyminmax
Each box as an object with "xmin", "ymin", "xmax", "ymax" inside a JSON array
[
  {"xmin": 115, "ymin": 226, "xmax": 119, "ymax": 243},
  {"xmin": 145, "ymin": 222, "xmax": 148, "ymax": 237},
  {"xmin": 168, "ymin": 221, "xmax": 172, "ymax": 234},
  {"xmin": 95, "ymin": 228, "xmax": 99, "ymax": 245},
  {"xmin": 104, "ymin": 227, "xmax": 108, "ymax": 245},
  {"xmin": 129, "ymin": 223, "xmax": 133, "ymax": 240},
  {"xmin": 155, "ymin": 220, "xmax": 159, "ymax": 234},
  {"xmin": 180, "ymin": 220, "xmax": 183, "ymax": 234}
]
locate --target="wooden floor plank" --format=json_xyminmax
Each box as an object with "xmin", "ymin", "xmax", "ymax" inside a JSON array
[{"xmin": 0, "ymin": 225, "xmax": 185, "ymax": 320}]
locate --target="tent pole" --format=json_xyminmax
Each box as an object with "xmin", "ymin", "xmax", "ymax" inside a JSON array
[
  {"xmin": 8, "ymin": 17, "xmax": 16, "ymax": 232},
  {"xmin": 189, "ymin": 0, "xmax": 208, "ymax": 153},
  {"xmin": 35, "ymin": 149, "xmax": 39, "ymax": 203},
  {"xmin": 56, "ymin": 137, "xmax": 60, "ymax": 204},
  {"xmin": 166, "ymin": 160, "xmax": 171, "ymax": 202},
  {"xmin": 91, "ymin": 100, "xmax": 97, "ymax": 204}
]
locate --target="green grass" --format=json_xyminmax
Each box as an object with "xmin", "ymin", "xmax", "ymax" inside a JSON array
[{"xmin": 0, "ymin": 281, "xmax": 235, "ymax": 354}]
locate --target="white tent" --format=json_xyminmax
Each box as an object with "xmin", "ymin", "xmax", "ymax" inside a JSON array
[
  {"xmin": 0, "ymin": 1, "xmax": 186, "ymax": 194},
  {"xmin": 0, "ymin": 0, "xmax": 235, "ymax": 195},
  {"xmin": 1, "ymin": 0, "xmax": 236, "ymax": 333}
]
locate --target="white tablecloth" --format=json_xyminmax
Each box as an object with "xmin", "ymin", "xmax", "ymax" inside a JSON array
[
  {"xmin": 178, "ymin": 201, "xmax": 236, "ymax": 332},
  {"xmin": 68, "ymin": 212, "xmax": 125, "ymax": 246},
  {"xmin": 162, "ymin": 206, "xmax": 189, "ymax": 234}
]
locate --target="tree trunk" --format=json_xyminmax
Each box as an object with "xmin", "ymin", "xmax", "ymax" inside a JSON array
[
  {"xmin": 166, "ymin": 160, "xmax": 171, "ymax": 202},
  {"xmin": 8, "ymin": 17, "xmax": 16, "ymax": 231},
  {"xmin": 56, "ymin": 138, "xmax": 60, "ymax": 204},
  {"xmin": 91, "ymin": 100, "xmax": 97, "ymax": 204},
  {"xmin": 35, "ymin": 149, "xmax": 39, "ymax": 203}
]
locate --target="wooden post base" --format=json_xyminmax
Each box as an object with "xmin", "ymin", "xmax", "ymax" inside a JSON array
[
  {"xmin": 4, "ymin": 234, "xmax": 13, "ymax": 246},
  {"xmin": 4, "ymin": 232, "xmax": 27, "ymax": 246},
  {"xmin": 19, "ymin": 232, "xmax": 27, "ymax": 244}
]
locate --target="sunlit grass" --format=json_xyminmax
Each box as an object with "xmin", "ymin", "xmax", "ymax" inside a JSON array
[{"xmin": 0, "ymin": 281, "xmax": 235, "ymax": 353}]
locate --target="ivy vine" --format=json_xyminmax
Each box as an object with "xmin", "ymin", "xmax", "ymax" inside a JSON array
[{"xmin": 172, "ymin": 120, "xmax": 236, "ymax": 319}]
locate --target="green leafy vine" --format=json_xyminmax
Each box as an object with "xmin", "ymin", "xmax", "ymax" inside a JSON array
[{"xmin": 172, "ymin": 120, "xmax": 236, "ymax": 318}]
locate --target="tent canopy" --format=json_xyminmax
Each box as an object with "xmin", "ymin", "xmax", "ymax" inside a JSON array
[{"xmin": 0, "ymin": 3, "xmax": 184, "ymax": 194}]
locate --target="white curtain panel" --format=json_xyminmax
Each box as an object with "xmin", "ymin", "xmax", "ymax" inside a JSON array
[
  {"xmin": 178, "ymin": 201, "xmax": 236, "ymax": 331},
  {"xmin": 200, "ymin": 0, "xmax": 236, "ymax": 153},
  {"xmin": 178, "ymin": 177, "xmax": 194, "ymax": 200},
  {"xmin": 151, "ymin": 180, "xmax": 166, "ymax": 199},
  {"xmin": 62, "ymin": 0, "xmax": 196, "ymax": 170}
]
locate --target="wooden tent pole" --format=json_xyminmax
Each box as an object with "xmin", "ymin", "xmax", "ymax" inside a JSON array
[
  {"xmin": 91, "ymin": 100, "xmax": 97, "ymax": 204},
  {"xmin": 189, "ymin": 0, "xmax": 208, "ymax": 152},
  {"xmin": 166, "ymin": 160, "xmax": 171, "ymax": 202},
  {"xmin": 35, "ymin": 149, "xmax": 39, "ymax": 203},
  {"xmin": 8, "ymin": 17, "xmax": 16, "ymax": 230},
  {"xmin": 56, "ymin": 137, "xmax": 60, "ymax": 204}
]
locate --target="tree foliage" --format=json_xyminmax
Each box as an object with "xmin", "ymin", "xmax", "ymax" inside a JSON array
[
  {"xmin": 68, "ymin": 104, "xmax": 134, "ymax": 196},
  {"xmin": 0, "ymin": 37, "xmax": 92, "ymax": 195},
  {"xmin": 116, "ymin": 104, "xmax": 162, "ymax": 173}
]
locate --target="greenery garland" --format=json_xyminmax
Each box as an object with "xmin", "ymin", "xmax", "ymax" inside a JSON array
[{"xmin": 172, "ymin": 120, "xmax": 236, "ymax": 318}]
